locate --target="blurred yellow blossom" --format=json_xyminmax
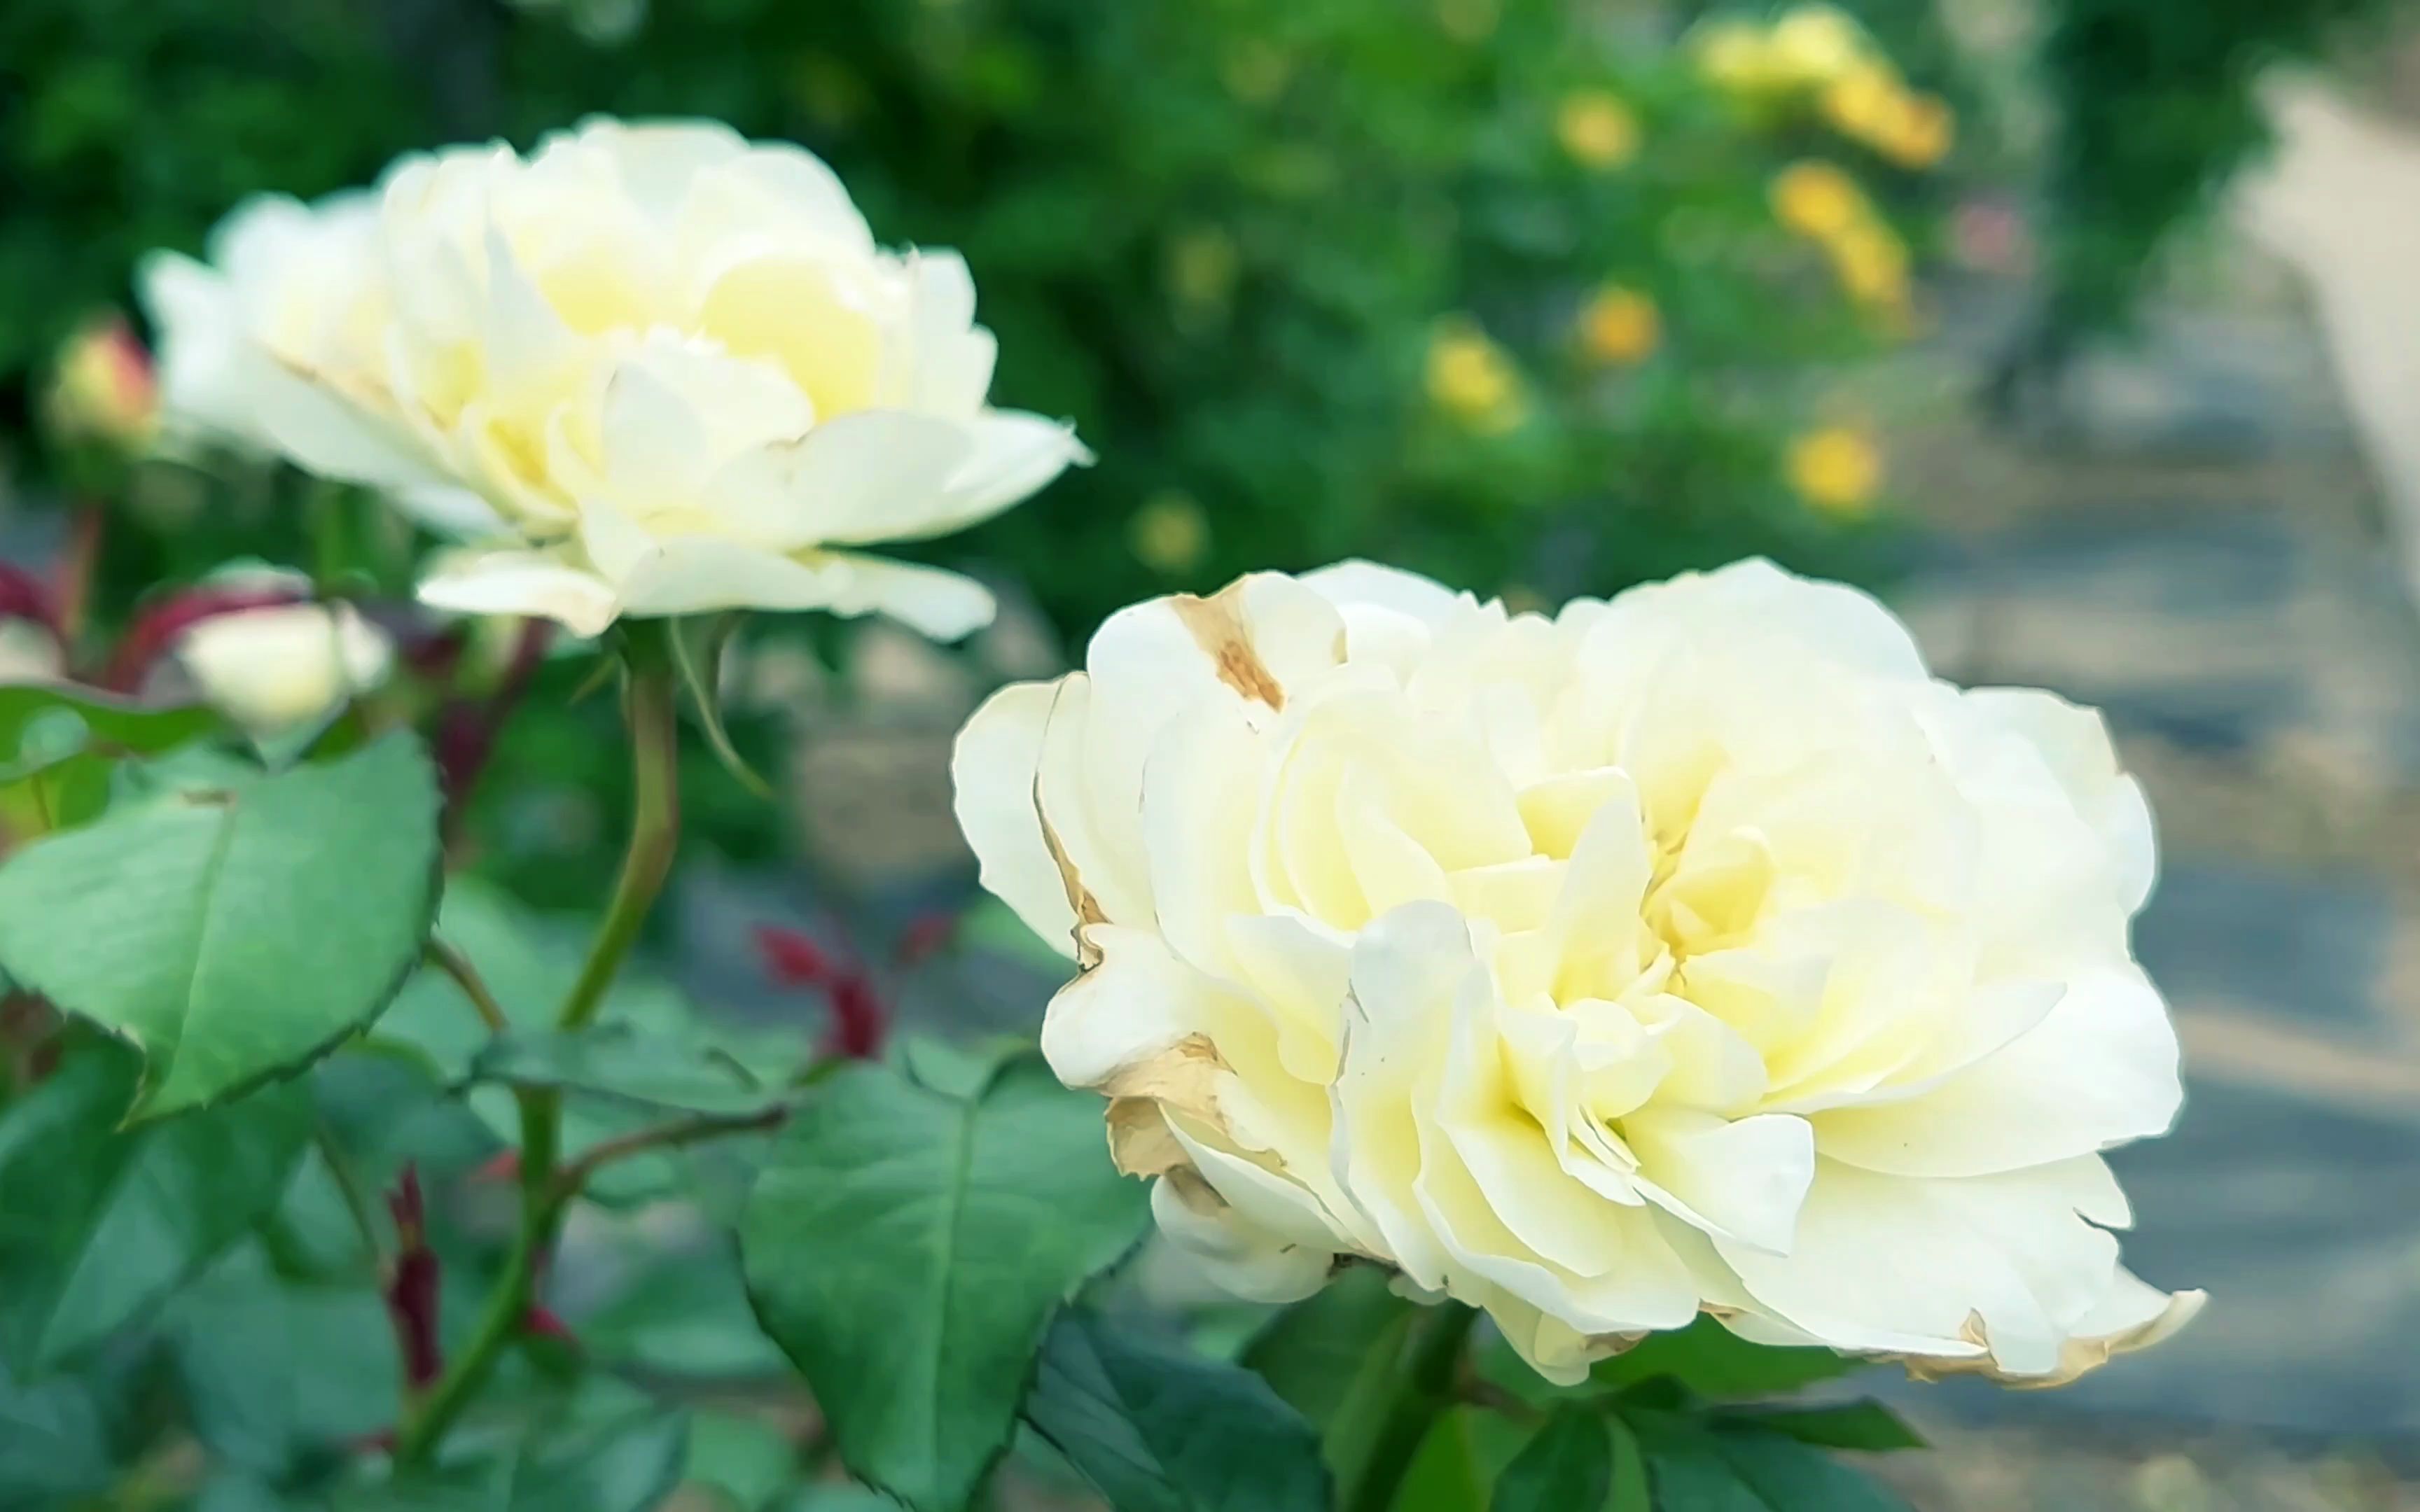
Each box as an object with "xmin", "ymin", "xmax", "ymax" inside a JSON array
[
  {"xmin": 1165, "ymin": 227, "xmax": 1242, "ymax": 316},
  {"xmin": 1426, "ymin": 321, "xmax": 1523, "ymax": 433},
  {"xmin": 1819, "ymin": 64, "xmax": 1901, "ymax": 142},
  {"xmin": 1556, "ymin": 91, "xmax": 1640, "ymax": 171},
  {"xmin": 1578, "ymin": 285, "xmax": 1660, "ymax": 366},
  {"xmin": 1221, "ymin": 42, "xmax": 1293, "ymax": 105},
  {"xmin": 1768, "ymin": 4, "xmax": 1868, "ymax": 85},
  {"xmin": 1770, "ymin": 160, "xmax": 1869, "ymax": 239},
  {"xmin": 1129, "ymin": 491, "xmax": 1211, "ymax": 575},
  {"xmin": 1877, "ymin": 92, "xmax": 1956, "ymax": 168},
  {"xmin": 1434, "ymin": 0, "xmax": 1501, "ymax": 43},
  {"xmin": 1692, "ymin": 19, "xmax": 1780, "ymax": 92},
  {"xmin": 45, "ymin": 313, "xmax": 157, "ymax": 453},
  {"xmin": 1828, "ymin": 219, "xmax": 1912, "ymax": 316},
  {"xmin": 1787, "ymin": 426, "xmax": 1883, "ymax": 517}
]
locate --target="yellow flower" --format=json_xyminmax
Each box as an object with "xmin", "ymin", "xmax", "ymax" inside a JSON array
[
  {"xmin": 1770, "ymin": 160, "xmax": 1869, "ymax": 240},
  {"xmin": 1877, "ymin": 93, "xmax": 1956, "ymax": 169},
  {"xmin": 1819, "ymin": 64, "xmax": 1902, "ymax": 144},
  {"xmin": 1787, "ymin": 426, "xmax": 1884, "ymax": 517},
  {"xmin": 1691, "ymin": 20, "xmax": 1782, "ymax": 93},
  {"xmin": 1556, "ymin": 91, "xmax": 1640, "ymax": 172},
  {"xmin": 1768, "ymin": 4, "xmax": 1870, "ymax": 86},
  {"xmin": 1828, "ymin": 220, "xmax": 1912, "ymax": 314},
  {"xmin": 1426, "ymin": 323, "xmax": 1523, "ymax": 433},
  {"xmin": 1129, "ymin": 491, "xmax": 1211, "ymax": 575},
  {"xmin": 1578, "ymin": 286, "xmax": 1661, "ymax": 366},
  {"xmin": 46, "ymin": 313, "xmax": 158, "ymax": 453}
]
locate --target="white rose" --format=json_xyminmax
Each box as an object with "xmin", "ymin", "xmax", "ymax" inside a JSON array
[
  {"xmin": 176, "ymin": 601, "xmax": 394, "ymax": 734},
  {"xmin": 952, "ymin": 558, "xmax": 2202, "ymax": 1385},
  {"xmin": 138, "ymin": 191, "xmax": 390, "ymax": 463},
  {"xmin": 148, "ymin": 118, "xmax": 1087, "ymax": 642},
  {"xmin": 0, "ymin": 619, "xmax": 66, "ymax": 682}
]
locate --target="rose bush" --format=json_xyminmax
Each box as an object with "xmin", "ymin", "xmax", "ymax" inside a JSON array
[
  {"xmin": 955, "ymin": 558, "xmax": 2200, "ymax": 1385},
  {"xmin": 139, "ymin": 119, "xmax": 1089, "ymax": 640}
]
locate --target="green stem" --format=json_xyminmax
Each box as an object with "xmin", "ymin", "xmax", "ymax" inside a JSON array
[
  {"xmin": 1344, "ymin": 1301, "xmax": 1478, "ymax": 1512},
  {"xmin": 307, "ymin": 479, "xmax": 351, "ymax": 594},
  {"xmin": 556, "ymin": 623, "xmax": 681, "ymax": 1032},
  {"xmin": 390, "ymin": 625, "xmax": 683, "ymax": 1469}
]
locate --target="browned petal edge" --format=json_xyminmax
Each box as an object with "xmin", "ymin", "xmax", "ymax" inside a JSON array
[
  {"xmin": 1882, "ymin": 1289, "xmax": 2209, "ymax": 1389},
  {"xmin": 1104, "ymin": 1096, "xmax": 1188, "ymax": 1178},
  {"xmin": 1033, "ymin": 797, "xmax": 1106, "ymax": 969},
  {"xmin": 1170, "ymin": 579, "xmax": 1287, "ymax": 710}
]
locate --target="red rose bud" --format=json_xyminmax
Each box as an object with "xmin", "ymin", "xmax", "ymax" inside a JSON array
[
  {"xmin": 825, "ymin": 973, "xmax": 888, "ymax": 1061},
  {"xmin": 0, "ymin": 562, "xmax": 59, "ymax": 636},
  {"xmin": 382, "ymin": 1166, "xmax": 443, "ymax": 1391},
  {"xmin": 469, "ymin": 1149, "xmax": 521, "ymax": 1184},
  {"xmin": 522, "ymin": 1304, "xmax": 579, "ymax": 1345},
  {"xmin": 44, "ymin": 314, "xmax": 158, "ymax": 453},
  {"xmin": 893, "ymin": 911, "xmax": 958, "ymax": 969},
  {"xmin": 754, "ymin": 923, "xmax": 834, "ymax": 986}
]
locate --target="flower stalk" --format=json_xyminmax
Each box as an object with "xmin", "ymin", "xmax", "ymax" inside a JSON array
[{"xmin": 391, "ymin": 624, "xmax": 683, "ymax": 1468}]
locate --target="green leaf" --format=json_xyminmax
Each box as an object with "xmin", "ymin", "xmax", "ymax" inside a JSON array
[
  {"xmin": 683, "ymin": 1410, "xmax": 800, "ymax": 1512},
  {"xmin": 1239, "ymin": 1266, "xmax": 1419, "ymax": 1483},
  {"xmin": 1022, "ymin": 1309, "xmax": 1330, "ymax": 1512},
  {"xmin": 0, "ymin": 1359, "xmax": 114, "ymax": 1504},
  {"xmin": 0, "ymin": 1039, "xmax": 310, "ymax": 1373},
  {"xmin": 1634, "ymin": 1420, "xmax": 1913, "ymax": 1512},
  {"xmin": 0, "ymin": 680, "xmax": 221, "ymax": 784},
  {"xmin": 165, "ymin": 1243, "xmax": 397, "ymax": 1472},
  {"xmin": 740, "ymin": 1055, "xmax": 1150, "ymax": 1512},
  {"xmin": 1492, "ymin": 1407, "xmax": 1611, "ymax": 1512},
  {"xmin": 583, "ymin": 1247, "xmax": 785, "ymax": 1379},
  {"xmin": 1721, "ymin": 1401, "xmax": 1924, "ymax": 1453},
  {"xmin": 1396, "ymin": 1407, "xmax": 1527, "ymax": 1512},
  {"xmin": 1590, "ymin": 1315, "xmax": 1858, "ymax": 1400},
  {"xmin": 0, "ymin": 732, "xmax": 442, "ymax": 1117},
  {"xmin": 1608, "ymin": 1418, "xmax": 1650, "ymax": 1512},
  {"xmin": 378, "ymin": 879, "xmax": 799, "ymax": 1203},
  {"xmin": 467, "ymin": 1026, "xmax": 783, "ymax": 1116},
  {"xmin": 673, "ymin": 612, "xmax": 774, "ymax": 802},
  {"xmin": 336, "ymin": 1408, "xmax": 690, "ymax": 1512}
]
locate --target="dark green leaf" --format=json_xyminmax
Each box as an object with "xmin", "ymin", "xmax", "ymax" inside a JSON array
[
  {"xmin": 1591, "ymin": 1315, "xmax": 1857, "ymax": 1400},
  {"xmin": 1492, "ymin": 1406, "xmax": 1611, "ymax": 1512},
  {"xmin": 0, "ymin": 732, "xmax": 441, "ymax": 1117},
  {"xmin": 1721, "ymin": 1401, "xmax": 1924, "ymax": 1453},
  {"xmin": 467, "ymin": 1026, "xmax": 781, "ymax": 1116},
  {"xmin": 1239, "ymin": 1265, "xmax": 1418, "ymax": 1482},
  {"xmin": 740, "ymin": 1056, "xmax": 1150, "ymax": 1512},
  {"xmin": 0, "ymin": 1040, "xmax": 310, "ymax": 1373},
  {"xmin": 584, "ymin": 1246, "xmax": 785, "ymax": 1379},
  {"xmin": 335, "ymin": 1408, "xmax": 690, "ymax": 1512},
  {"xmin": 1023, "ymin": 1309, "xmax": 1330, "ymax": 1512},
  {"xmin": 0, "ymin": 1358, "xmax": 113, "ymax": 1504},
  {"xmin": 1636, "ymin": 1420, "xmax": 1913, "ymax": 1512}
]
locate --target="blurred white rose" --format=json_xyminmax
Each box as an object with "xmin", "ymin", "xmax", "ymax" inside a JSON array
[
  {"xmin": 952, "ymin": 558, "xmax": 2200, "ymax": 1385},
  {"xmin": 0, "ymin": 619, "xmax": 65, "ymax": 682},
  {"xmin": 144, "ymin": 118, "xmax": 1087, "ymax": 642},
  {"xmin": 176, "ymin": 601, "xmax": 394, "ymax": 734},
  {"xmin": 139, "ymin": 191, "xmax": 387, "ymax": 461}
]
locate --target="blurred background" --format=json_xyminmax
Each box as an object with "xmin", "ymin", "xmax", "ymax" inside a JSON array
[{"xmin": 8, "ymin": 0, "xmax": 2420, "ymax": 1506}]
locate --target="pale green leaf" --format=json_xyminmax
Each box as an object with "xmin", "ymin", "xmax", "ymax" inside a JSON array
[
  {"xmin": 739, "ymin": 1055, "xmax": 1150, "ymax": 1512},
  {"xmin": 1590, "ymin": 1315, "xmax": 1858, "ymax": 1400},
  {"xmin": 467, "ymin": 1026, "xmax": 781, "ymax": 1116},
  {"xmin": 0, "ymin": 733, "xmax": 442, "ymax": 1116},
  {"xmin": 1239, "ymin": 1265, "xmax": 1419, "ymax": 1482},
  {"xmin": 1635, "ymin": 1419, "xmax": 1913, "ymax": 1512}
]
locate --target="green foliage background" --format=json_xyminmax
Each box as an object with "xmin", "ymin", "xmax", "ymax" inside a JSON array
[{"xmin": 1, "ymin": 0, "xmax": 1938, "ymax": 644}]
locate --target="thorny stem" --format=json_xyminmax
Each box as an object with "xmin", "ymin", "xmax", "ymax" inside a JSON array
[
  {"xmin": 391, "ymin": 624, "xmax": 684, "ymax": 1470},
  {"xmin": 423, "ymin": 938, "xmax": 510, "ymax": 1034}
]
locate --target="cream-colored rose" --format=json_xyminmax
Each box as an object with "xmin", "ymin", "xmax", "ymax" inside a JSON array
[
  {"xmin": 148, "ymin": 118, "xmax": 1088, "ymax": 641},
  {"xmin": 953, "ymin": 559, "xmax": 2200, "ymax": 1385},
  {"xmin": 0, "ymin": 619, "xmax": 66, "ymax": 682},
  {"xmin": 176, "ymin": 601, "xmax": 394, "ymax": 734},
  {"xmin": 138, "ymin": 192, "xmax": 395, "ymax": 469}
]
